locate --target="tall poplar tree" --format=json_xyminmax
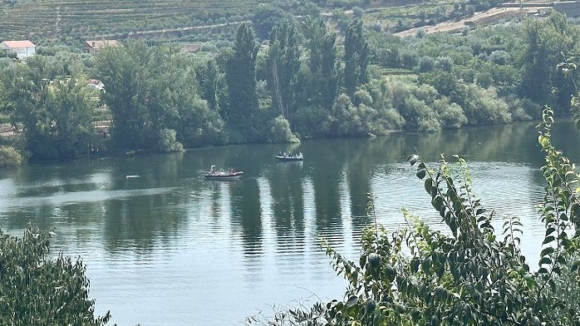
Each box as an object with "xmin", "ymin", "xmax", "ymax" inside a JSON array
[
  {"xmin": 195, "ymin": 59, "xmax": 221, "ymax": 113},
  {"xmin": 225, "ymin": 23, "xmax": 260, "ymax": 141},
  {"xmin": 305, "ymin": 17, "xmax": 339, "ymax": 110},
  {"xmin": 267, "ymin": 19, "xmax": 301, "ymax": 123},
  {"xmin": 343, "ymin": 18, "xmax": 369, "ymax": 99}
]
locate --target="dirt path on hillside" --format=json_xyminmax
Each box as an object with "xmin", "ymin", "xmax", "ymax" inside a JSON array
[{"xmin": 394, "ymin": 6, "xmax": 540, "ymax": 37}]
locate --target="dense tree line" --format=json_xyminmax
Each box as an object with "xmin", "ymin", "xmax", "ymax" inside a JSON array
[{"xmin": 0, "ymin": 12, "xmax": 578, "ymax": 163}]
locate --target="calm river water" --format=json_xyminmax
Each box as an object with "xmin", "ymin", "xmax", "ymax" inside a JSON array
[{"xmin": 0, "ymin": 121, "xmax": 578, "ymax": 325}]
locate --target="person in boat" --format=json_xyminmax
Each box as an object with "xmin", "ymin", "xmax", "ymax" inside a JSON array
[{"xmin": 283, "ymin": 151, "xmax": 287, "ymax": 157}]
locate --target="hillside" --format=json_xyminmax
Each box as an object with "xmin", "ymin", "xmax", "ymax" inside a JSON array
[
  {"xmin": 0, "ymin": 0, "xmax": 539, "ymax": 49},
  {"xmin": 0, "ymin": 0, "xmax": 258, "ymax": 45}
]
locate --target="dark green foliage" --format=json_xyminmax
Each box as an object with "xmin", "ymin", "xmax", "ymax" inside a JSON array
[
  {"xmin": 224, "ymin": 23, "xmax": 261, "ymax": 142},
  {"xmin": 2, "ymin": 5, "xmax": 579, "ymax": 156},
  {"xmin": 267, "ymin": 19, "xmax": 301, "ymax": 124},
  {"xmin": 4, "ymin": 57, "xmax": 98, "ymax": 160},
  {"xmin": 302, "ymin": 17, "xmax": 339, "ymax": 112},
  {"xmin": 195, "ymin": 59, "xmax": 222, "ymax": 113},
  {"xmin": 251, "ymin": 5, "xmax": 286, "ymax": 40},
  {"xmin": 520, "ymin": 13, "xmax": 577, "ymax": 113},
  {"xmin": 96, "ymin": 41, "xmax": 162, "ymax": 150},
  {"xmin": 0, "ymin": 146, "xmax": 23, "ymax": 167},
  {"xmin": 0, "ymin": 225, "xmax": 112, "ymax": 326},
  {"xmin": 96, "ymin": 41, "xmax": 225, "ymax": 151},
  {"xmin": 417, "ymin": 56, "xmax": 435, "ymax": 72},
  {"xmin": 343, "ymin": 18, "xmax": 369, "ymax": 99},
  {"xmin": 268, "ymin": 115, "xmax": 299, "ymax": 143}
]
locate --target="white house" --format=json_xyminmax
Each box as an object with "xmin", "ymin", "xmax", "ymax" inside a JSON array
[{"xmin": 0, "ymin": 40, "xmax": 36, "ymax": 59}]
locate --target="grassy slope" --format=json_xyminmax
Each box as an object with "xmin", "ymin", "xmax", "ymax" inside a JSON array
[{"xmin": 0, "ymin": 0, "xmax": 258, "ymax": 44}]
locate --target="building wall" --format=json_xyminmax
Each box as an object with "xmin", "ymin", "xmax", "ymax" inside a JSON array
[
  {"xmin": 14, "ymin": 46, "xmax": 36, "ymax": 59},
  {"xmin": 0, "ymin": 44, "xmax": 36, "ymax": 59}
]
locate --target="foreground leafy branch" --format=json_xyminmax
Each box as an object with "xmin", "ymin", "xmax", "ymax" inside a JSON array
[{"xmin": 0, "ymin": 225, "xmax": 114, "ymax": 326}]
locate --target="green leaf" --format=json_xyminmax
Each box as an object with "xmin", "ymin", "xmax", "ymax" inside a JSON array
[
  {"xmin": 410, "ymin": 258, "xmax": 420, "ymax": 273},
  {"xmin": 540, "ymin": 246, "xmax": 555, "ymax": 257},
  {"xmin": 416, "ymin": 169, "xmax": 427, "ymax": 180},
  {"xmin": 424, "ymin": 178, "xmax": 433, "ymax": 194},
  {"xmin": 436, "ymin": 265, "xmax": 445, "ymax": 279},
  {"xmin": 548, "ymin": 279, "xmax": 556, "ymax": 290},
  {"xmin": 571, "ymin": 261, "xmax": 580, "ymax": 272},
  {"xmin": 421, "ymin": 257, "xmax": 432, "ymax": 274},
  {"xmin": 407, "ymin": 154, "xmax": 419, "ymax": 166},
  {"xmin": 539, "ymin": 257, "xmax": 552, "ymax": 266},
  {"xmin": 345, "ymin": 295, "xmax": 358, "ymax": 308}
]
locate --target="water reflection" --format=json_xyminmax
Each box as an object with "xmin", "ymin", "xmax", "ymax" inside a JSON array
[
  {"xmin": 268, "ymin": 162, "xmax": 305, "ymax": 250},
  {"xmin": 0, "ymin": 121, "xmax": 578, "ymax": 325},
  {"xmin": 230, "ymin": 178, "xmax": 262, "ymax": 257}
]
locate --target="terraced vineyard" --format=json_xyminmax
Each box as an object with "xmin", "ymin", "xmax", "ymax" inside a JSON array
[{"xmin": 0, "ymin": 0, "xmax": 259, "ymax": 45}]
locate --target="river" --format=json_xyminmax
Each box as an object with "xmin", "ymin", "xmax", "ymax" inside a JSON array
[{"xmin": 0, "ymin": 121, "xmax": 578, "ymax": 325}]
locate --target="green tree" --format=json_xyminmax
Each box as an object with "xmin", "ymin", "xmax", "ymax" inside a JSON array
[
  {"xmin": 0, "ymin": 225, "xmax": 112, "ymax": 326},
  {"xmin": 195, "ymin": 58, "xmax": 221, "ymax": 113},
  {"xmin": 251, "ymin": 5, "xmax": 286, "ymax": 40},
  {"xmin": 304, "ymin": 17, "xmax": 339, "ymax": 111},
  {"xmin": 224, "ymin": 23, "xmax": 261, "ymax": 142},
  {"xmin": 97, "ymin": 41, "xmax": 224, "ymax": 151},
  {"xmin": 267, "ymin": 19, "xmax": 301, "ymax": 123},
  {"xmin": 343, "ymin": 19, "xmax": 369, "ymax": 99},
  {"xmin": 5, "ymin": 57, "xmax": 98, "ymax": 160},
  {"xmin": 95, "ymin": 41, "xmax": 152, "ymax": 150},
  {"xmin": 521, "ymin": 13, "xmax": 576, "ymax": 112}
]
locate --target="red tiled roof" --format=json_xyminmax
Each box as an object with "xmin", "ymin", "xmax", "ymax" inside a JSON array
[{"xmin": 2, "ymin": 40, "xmax": 35, "ymax": 48}]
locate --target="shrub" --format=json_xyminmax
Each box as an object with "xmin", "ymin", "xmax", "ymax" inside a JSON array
[
  {"xmin": 462, "ymin": 84, "xmax": 511, "ymax": 125},
  {"xmin": 268, "ymin": 115, "xmax": 299, "ymax": 143},
  {"xmin": 489, "ymin": 50, "xmax": 510, "ymax": 65},
  {"xmin": 381, "ymin": 108, "xmax": 405, "ymax": 131},
  {"xmin": 417, "ymin": 56, "xmax": 435, "ymax": 73},
  {"xmin": 436, "ymin": 56, "xmax": 453, "ymax": 72},
  {"xmin": 399, "ymin": 50, "xmax": 419, "ymax": 69},
  {"xmin": 293, "ymin": 105, "xmax": 331, "ymax": 138},
  {"xmin": 354, "ymin": 89, "xmax": 373, "ymax": 106},
  {"xmin": 0, "ymin": 145, "xmax": 23, "ymax": 167},
  {"xmin": 403, "ymin": 97, "xmax": 440, "ymax": 131},
  {"xmin": 157, "ymin": 128, "xmax": 184, "ymax": 152},
  {"xmin": 433, "ymin": 98, "xmax": 467, "ymax": 129},
  {"xmin": 476, "ymin": 71, "xmax": 492, "ymax": 88}
]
